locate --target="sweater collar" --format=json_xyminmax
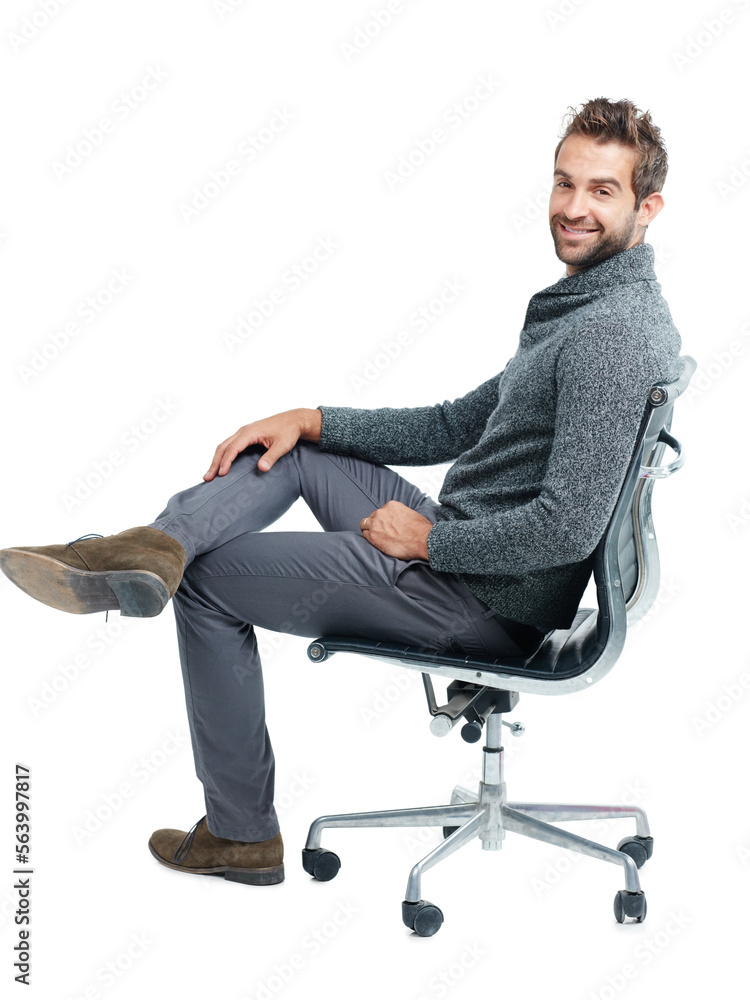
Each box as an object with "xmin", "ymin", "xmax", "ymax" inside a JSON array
[{"xmin": 541, "ymin": 241, "xmax": 656, "ymax": 296}]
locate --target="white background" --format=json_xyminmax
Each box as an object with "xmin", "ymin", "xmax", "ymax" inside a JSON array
[{"xmin": 1, "ymin": 1, "xmax": 748, "ymax": 998}]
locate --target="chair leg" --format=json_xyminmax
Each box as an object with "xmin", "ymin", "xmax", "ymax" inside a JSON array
[
  {"xmin": 450, "ymin": 784, "xmax": 477, "ymax": 805},
  {"xmin": 404, "ymin": 808, "xmax": 488, "ymax": 903},
  {"xmin": 501, "ymin": 805, "xmax": 642, "ymax": 892},
  {"xmin": 506, "ymin": 801, "xmax": 650, "ymax": 837},
  {"xmin": 303, "ymin": 798, "xmax": 488, "ymax": 937},
  {"xmin": 304, "ymin": 802, "xmax": 479, "ymax": 850}
]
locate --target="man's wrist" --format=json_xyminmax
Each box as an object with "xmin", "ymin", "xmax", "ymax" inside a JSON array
[
  {"xmin": 419, "ymin": 522, "xmax": 432, "ymax": 562},
  {"xmin": 298, "ymin": 407, "xmax": 322, "ymax": 444}
]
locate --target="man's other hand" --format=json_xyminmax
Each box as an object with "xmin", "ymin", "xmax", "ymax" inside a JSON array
[
  {"xmin": 204, "ymin": 408, "xmax": 322, "ymax": 480},
  {"xmin": 359, "ymin": 501, "xmax": 433, "ymax": 561}
]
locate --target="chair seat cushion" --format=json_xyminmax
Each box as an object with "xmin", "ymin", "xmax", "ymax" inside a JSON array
[{"xmin": 310, "ymin": 607, "xmax": 602, "ymax": 682}]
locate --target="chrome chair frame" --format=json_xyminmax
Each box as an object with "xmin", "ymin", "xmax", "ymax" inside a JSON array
[{"xmin": 302, "ymin": 356, "xmax": 696, "ymax": 935}]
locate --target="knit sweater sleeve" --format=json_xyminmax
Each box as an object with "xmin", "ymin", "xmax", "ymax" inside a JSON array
[
  {"xmin": 316, "ymin": 371, "xmax": 503, "ymax": 466},
  {"xmin": 426, "ymin": 323, "xmax": 662, "ymax": 575}
]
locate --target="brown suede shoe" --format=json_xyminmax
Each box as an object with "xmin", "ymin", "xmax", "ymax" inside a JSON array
[
  {"xmin": 0, "ymin": 526, "xmax": 187, "ymax": 617},
  {"xmin": 149, "ymin": 816, "xmax": 284, "ymax": 885}
]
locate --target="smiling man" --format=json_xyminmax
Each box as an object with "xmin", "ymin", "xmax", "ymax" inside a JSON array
[
  {"xmin": 0, "ymin": 97, "xmax": 683, "ymax": 887},
  {"xmin": 550, "ymin": 128, "xmax": 663, "ymax": 273}
]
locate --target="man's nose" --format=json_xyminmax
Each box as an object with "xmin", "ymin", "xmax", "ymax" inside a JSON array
[{"xmin": 562, "ymin": 189, "xmax": 592, "ymax": 222}]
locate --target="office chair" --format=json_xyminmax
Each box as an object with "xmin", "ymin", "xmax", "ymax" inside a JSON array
[{"xmin": 303, "ymin": 356, "xmax": 695, "ymax": 936}]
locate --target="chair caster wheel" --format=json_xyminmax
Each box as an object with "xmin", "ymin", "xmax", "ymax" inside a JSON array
[
  {"xmin": 301, "ymin": 847, "xmax": 340, "ymax": 881},
  {"xmin": 614, "ymin": 889, "xmax": 647, "ymax": 923},
  {"xmin": 617, "ymin": 835, "xmax": 653, "ymax": 868},
  {"xmin": 443, "ymin": 826, "xmax": 459, "ymax": 839},
  {"xmin": 402, "ymin": 899, "xmax": 444, "ymax": 936}
]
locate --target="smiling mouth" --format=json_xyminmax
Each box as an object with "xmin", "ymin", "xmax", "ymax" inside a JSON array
[{"xmin": 560, "ymin": 223, "xmax": 599, "ymax": 237}]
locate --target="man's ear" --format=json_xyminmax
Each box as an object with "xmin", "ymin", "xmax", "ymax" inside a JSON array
[{"xmin": 637, "ymin": 191, "xmax": 665, "ymax": 228}]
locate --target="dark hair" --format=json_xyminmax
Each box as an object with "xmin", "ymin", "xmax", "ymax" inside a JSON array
[{"xmin": 554, "ymin": 97, "xmax": 668, "ymax": 211}]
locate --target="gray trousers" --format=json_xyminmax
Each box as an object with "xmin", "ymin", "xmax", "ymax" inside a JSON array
[{"xmin": 149, "ymin": 441, "xmax": 536, "ymax": 841}]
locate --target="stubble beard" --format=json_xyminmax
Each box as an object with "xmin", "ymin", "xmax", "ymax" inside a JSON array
[{"xmin": 550, "ymin": 212, "xmax": 642, "ymax": 270}]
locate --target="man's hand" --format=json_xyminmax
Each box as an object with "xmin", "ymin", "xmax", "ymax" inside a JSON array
[
  {"xmin": 359, "ymin": 501, "xmax": 433, "ymax": 561},
  {"xmin": 204, "ymin": 408, "xmax": 322, "ymax": 480}
]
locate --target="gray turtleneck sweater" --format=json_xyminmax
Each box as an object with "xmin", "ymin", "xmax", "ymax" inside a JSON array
[{"xmin": 317, "ymin": 242, "xmax": 683, "ymax": 631}]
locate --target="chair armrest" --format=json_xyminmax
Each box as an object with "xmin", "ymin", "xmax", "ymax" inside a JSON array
[{"xmin": 638, "ymin": 429, "xmax": 684, "ymax": 480}]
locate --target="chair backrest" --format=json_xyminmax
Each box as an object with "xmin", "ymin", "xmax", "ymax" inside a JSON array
[{"xmin": 514, "ymin": 353, "xmax": 696, "ymax": 694}]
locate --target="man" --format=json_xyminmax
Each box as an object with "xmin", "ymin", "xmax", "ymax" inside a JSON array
[{"xmin": 0, "ymin": 97, "xmax": 683, "ymax": 887}]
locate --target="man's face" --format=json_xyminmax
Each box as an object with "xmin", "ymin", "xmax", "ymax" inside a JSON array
[{"xmin": 549, "ymin": 134, "xmax": 645, "ymax": 275}]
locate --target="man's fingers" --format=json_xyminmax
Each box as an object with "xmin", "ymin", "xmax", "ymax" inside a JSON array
[
  {"xmin": 205, "ymin": 420, "xmax": 299, "ymax": 479},
  {"xmin": 257, "ymin": 441, "xmax": 289, "ymax": 472},
  {"xmin": 359, "ymin": 511, "xmax": 376, "ymax": 532},
  {"xmin": 204, "ymin": 437, "xmax": 243, "ymax": 480},
  {"xmin": 203, "ymin": 446, "xmax": 227, "ymax": 481},
  {"xmin": 219, "ymin": 446, "xmax": 242, "ymax": 475}
]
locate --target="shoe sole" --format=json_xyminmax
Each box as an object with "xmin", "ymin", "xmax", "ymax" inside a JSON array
[
  {"xmin": 147, "ymin": 841, "xmax": 285, "ymax": 885},
  {"xmin": 0, "ymin": 550, "xmax": 169, "ymax": 617}
]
